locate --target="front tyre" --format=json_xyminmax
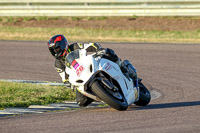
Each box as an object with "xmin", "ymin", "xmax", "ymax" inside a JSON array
[
  {"xmin": 134, "ymin": 81, "xmax": 151, "ymax": 106},
  {"xmin": 91, "ymin": 81, "xmax": 128, "ymax": 111}
]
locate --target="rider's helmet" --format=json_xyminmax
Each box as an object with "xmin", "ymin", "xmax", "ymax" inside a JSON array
[{"xmin": 48, "ymin": 34, "xmax": 69, "ymax": 59}]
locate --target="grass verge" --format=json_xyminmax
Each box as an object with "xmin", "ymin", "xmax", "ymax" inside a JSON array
[
  {"xmin": 0, "ymin": 81, "xmax": 75, "ymax": 109},
  {"xmin": 1, "ymin": 26, "xmax": 200, "ymax": 43}
]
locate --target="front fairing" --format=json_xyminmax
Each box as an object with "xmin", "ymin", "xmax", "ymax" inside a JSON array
[{"xmin": 65, "ymin": 50, "xmax": 98, "ymax": 86}]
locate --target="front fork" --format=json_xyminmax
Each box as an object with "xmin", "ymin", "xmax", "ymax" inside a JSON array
[{"xmin": 135, "ymin": 78, "xmax": 143, "ymax": 102}]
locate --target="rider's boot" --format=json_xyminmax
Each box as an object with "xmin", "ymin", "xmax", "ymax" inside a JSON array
[{"xmin": 76, "ymin": 89, "xmax": 93, "ymax": 107}]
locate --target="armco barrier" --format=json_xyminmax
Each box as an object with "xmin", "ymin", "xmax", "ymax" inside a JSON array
[{"xmin": 1, "ymin": 0, "xmax": 200, "ymax": 16}]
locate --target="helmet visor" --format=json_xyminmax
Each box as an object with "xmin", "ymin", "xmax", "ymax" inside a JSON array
[
  {"xmin": 49, "ymin": 46, "xmax": 62, "ymax": 58},
  {"xmin": 54, "ymin": 46, "xmax": 63, "ymax": 57},
  {"xmin": 49, "ymin": 47, "xmax": 56, "ymax": 57}
]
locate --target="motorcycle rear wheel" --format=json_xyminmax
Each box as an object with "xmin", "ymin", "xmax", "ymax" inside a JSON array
[
  {"xmin": 134, "ymin": 81, "xmax": 151, "ymax": 106},
  {"xmin": 91, "ymin": 81, "xmax": 128, "ymax": 111}
]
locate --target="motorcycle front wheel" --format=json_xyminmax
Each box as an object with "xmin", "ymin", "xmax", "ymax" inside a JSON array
[
  {"xmin": 91, "ymin": 81, "xmax": 128, "ymax": 111},
  {"xmin": 134, "ymin": 81, "xmax": 151, "ymax": 106}
]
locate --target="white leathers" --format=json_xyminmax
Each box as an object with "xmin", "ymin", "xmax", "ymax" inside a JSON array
[{"xmin": 58, "ymin": 71, "xmax": 66, "ymax": 82}]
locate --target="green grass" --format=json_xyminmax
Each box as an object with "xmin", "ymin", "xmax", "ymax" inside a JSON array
[
  {"xmin": 1, "ymin": 16, "xmax": 200, "ymax": 43},
  {"xmin": 0, "ymin": 81, "xmax": 75, "ymax": 109},
  {"xmin": 1, "ymin": 26, "xmax": 200, "ymax": 43}
]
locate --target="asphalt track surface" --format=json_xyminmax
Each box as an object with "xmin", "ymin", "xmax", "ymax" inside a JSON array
[{"xmin": 0, "ymin": 40, "xmax": 200, "ymax": 133}]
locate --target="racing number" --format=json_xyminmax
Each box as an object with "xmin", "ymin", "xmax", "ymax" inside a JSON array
[{"xmin": 76, "ymin": 65, "xmax": 84, "ymax": 77}]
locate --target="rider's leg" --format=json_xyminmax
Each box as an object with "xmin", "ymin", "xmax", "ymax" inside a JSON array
[
  {"xmin": 123, "ymin": 60, "xmax": 138, "ymax": 86},
  {"xmin": 116, "ymin": 58, "xmax": 128, "ymax": 73},
  {"xmin": 76, "ymin": 89, "xmax": 93, "ymax": 107},
  {"xmin": 97, "ymin": 48, "xmax": 135, "ymax": 77},
  {"xmin": 123, "ymin": 60, "xmax": 137, "ymax": 79},
  {"xmin": 99, "ymin": 48, "xmax": 127, "ymax": 73}
]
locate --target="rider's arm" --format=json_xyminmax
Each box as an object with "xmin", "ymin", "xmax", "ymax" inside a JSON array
[
  {"xmin": 69, "ymin": 42, "xmax": 102, "ymax": 52},
  {"xmin": 83, "ymin": 42, "xmax": 102, "ymax": 52},
  {"xmin": 55, "ymin": 59, "xmax": 71, "ymax": 87},
  {"xmin": 55, "ymin": 59, "xmax": 66, "ymax": 82}
]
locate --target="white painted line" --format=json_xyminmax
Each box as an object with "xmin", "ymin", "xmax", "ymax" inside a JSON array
[
  {"xmin": 150, "ymin": 90, "xmax": 161, "ymax": 100},
  {"xmin": 0, "ymin": 79, "xmax": 64, "ymax": 86}
]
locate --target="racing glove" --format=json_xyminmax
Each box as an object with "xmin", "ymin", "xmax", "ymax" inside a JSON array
[
  {"xmin": 96, "ymin": 48, "xmax": 106, "ymax": 56},
  {"xmin": 63, "ymin": 79, "xmax": 71, "ymax": 88}
]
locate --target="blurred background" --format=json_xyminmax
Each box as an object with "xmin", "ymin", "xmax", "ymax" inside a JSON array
[{"xmin": 1, "ymin": 0, "xmax": 200, "ymax": 43}]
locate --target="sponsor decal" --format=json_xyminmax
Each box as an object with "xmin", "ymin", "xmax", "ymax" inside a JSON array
[
  {"xmin": 105, "ymin": 62, "xmax": 112, "ymax": 71},
  {"xmin": 71, "ymin": 60, "xmax": 85, "ymax": 77}
]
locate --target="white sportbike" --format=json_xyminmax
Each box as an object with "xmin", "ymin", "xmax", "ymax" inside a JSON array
[{"xmin": 65, "ymin": 49, "xmax": 151, "ymax": 111}]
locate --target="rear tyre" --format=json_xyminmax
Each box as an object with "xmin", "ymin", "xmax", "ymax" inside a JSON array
[
  {"xmin": 91, "ymin": 81, "xmax": 128, "ymax": 111},
  {"xmin": 134, "ymin": 81, "xmax": 151, "ymax": 106}
]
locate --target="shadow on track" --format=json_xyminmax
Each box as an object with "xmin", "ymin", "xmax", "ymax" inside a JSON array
[{"xmin": 128, "ymin": 101, "xmax": 200, "ymax": 110}]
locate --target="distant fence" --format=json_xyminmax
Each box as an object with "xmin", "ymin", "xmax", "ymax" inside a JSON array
[{"xmin": 1, "ymin": 0, "xmax": 200, "ymax": 16}]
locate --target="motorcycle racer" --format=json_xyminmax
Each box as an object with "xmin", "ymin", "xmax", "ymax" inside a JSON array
[{"xmin": 47, "ymin": 34, "xmax": 137, "ymax": 107}]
